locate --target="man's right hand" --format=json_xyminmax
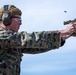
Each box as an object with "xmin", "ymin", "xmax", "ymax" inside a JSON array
[{"xmin": 59, "ymin": 22, "xmax": 76, "ymax": 40}]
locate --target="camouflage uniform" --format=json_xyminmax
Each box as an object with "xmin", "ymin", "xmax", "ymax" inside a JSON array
[{"xmin": 0, "ymin": 26, "xmax": 65, "ymax": 75}]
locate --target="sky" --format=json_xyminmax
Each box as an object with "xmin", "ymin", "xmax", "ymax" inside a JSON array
[{"xmin": 0, "ymin": 0, "xmax": 76, "ymax": 75}]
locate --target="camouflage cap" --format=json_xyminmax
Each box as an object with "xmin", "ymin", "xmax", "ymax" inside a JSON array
[{"xmin": 0, "ymin": 5, "xmax": 22, "ymax": 17}]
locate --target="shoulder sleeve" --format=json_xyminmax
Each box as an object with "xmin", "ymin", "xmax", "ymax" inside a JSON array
[{"xmin": 5, "ymin": 31, "xmax": 65, "ymax": 54}]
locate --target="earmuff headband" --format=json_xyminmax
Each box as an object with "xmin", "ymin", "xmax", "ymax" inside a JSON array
[{"xmin": 4, "ymin": 5, "xmax": 8, "ymax": 11}]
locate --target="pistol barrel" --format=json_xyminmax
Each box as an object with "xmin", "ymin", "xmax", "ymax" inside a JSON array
[
  {"xmin": 64, "ymin": 19, "xmax": 76, "ymax": 25},
  {"xmin": 64, "ymin": 20, "xmax": 72, "ymax": 25}
]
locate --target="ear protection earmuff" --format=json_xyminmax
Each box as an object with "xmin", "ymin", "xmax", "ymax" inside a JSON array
[{"xmin": 2, "ymin": 5, "xmax": 12, "ymax": 26}]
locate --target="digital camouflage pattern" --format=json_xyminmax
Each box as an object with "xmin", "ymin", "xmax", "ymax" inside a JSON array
[{"xmin": 0, "ymin": 27, "xmax": 62, "ymax": 75}]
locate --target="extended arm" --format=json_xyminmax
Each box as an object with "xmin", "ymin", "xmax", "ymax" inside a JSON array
[
  {"xmin": 8, "ymin": 30, "xmax": 63, "ymax": 54},
  {"xmin": 0, "ymin": 23, "xmax": 75, "ymax": 54}
]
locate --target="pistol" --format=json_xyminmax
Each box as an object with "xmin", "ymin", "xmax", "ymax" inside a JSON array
[
  {"xmin": 64, "ymin": 18, "xmax": 76, "ymax": 25},
  {"xmin": 64, "ymin": 18, "xmax": 76, "ymax": 36}
]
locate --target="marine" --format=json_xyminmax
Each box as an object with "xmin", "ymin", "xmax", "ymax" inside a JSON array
[{"xmin": 0, "ymin": 5, "xmax": 76, "ymax": 75}]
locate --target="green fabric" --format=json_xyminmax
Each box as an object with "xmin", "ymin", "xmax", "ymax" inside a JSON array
[{"xmin": 0, "ymin": 27, "xmax": 62, "ymax": 75}]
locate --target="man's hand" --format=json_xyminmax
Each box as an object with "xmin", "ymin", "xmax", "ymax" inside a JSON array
[
  {"xmin": 72, "ymin": 21, "xmax": 76, "ymax": 34},
  {"xmin": 59, "ymin": 22, "xmax": 76, "ymax": 40}
]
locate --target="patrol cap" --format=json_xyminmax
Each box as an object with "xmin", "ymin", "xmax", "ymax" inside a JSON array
[{"xmin": 0, "ymin": 5, "xmax": 22, "ymax": 17}]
